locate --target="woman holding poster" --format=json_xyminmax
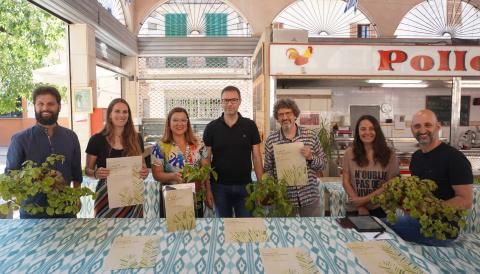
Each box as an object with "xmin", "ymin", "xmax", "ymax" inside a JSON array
[
  {"xmin": 151, "ymin": 107, "xmax": 209, "ymax": 217},
  {"xmin": 342, "ymin": 115, "xmax": 399, "ymax": 218},
  {"xmin": 85, "ymin": 98, "xmax": 149, "ymax": 218}
]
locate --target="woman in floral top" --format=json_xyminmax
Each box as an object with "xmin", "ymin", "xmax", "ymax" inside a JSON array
[{"xmin": 151, "ymin": 107, "xmax": 210, "ymax": 216}]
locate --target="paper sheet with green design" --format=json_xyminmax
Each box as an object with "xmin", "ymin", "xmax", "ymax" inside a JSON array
[
  {"xmin": 224, "ymin": 218, "xmax": 268, "ymax": 243},
  {"xmin": 346, "ymin": 241, "xmax": 425, "ymax": 274},
  {"xmin": 106, "ymin": 155, "xmax": 144, "ymax": 208},
  {"xmin": 273, "ymin": 142, "xmax": 308, "ymax": 186},
  {"xmin": 260, "ymin": 247, "xmax": 319, "ymax": 274},
  {"xmin": 103, "ymin": 235, "xmax": 160, "ymax": 271},
  {"xmin": 164, "ymin": 187, "xmax": 196, "ymax": 232}
]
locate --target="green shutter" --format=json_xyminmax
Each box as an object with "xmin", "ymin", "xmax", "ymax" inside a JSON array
[
  {"xmin": 205, "ymin": 13, "xmax": 227, "ymax": 36},
  {"xmin": 165, "ymin": 57, "xmax": 188, "ymax": 68},
  {"xmin": 165, "ymin": 13, "xmax": 187, "ymax": 36},
  {"xmin": 206, "ymin": 56, "xmax": 228, "ymax": 68}
]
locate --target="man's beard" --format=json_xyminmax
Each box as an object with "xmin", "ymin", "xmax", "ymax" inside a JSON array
[
  {"xmin": 35, "ymin": 110, "xmax": 59, "ymax": 125},
  {"xmin": 281, "ymin": 121, "xmax": 294, "ymax": 131},
  {"xmin": 415, "ymin": 132, "xmax": 433, "ymax": 145}
]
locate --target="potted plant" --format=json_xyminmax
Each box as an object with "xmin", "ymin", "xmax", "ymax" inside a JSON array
[
  {"xmin": 372, "ymin": 176, "xmax": 468, "ymax": 240},
  {"xmin": 317, "ymin": 118, "xmax": 335, "ymax": 162},
  {"xmin": 0, "ymin": 154, "xmax": 96, "ymax": 216},
  {"xmin": 181, "ymin": 164, "xmax": 218, "ymax": 217},
  {"xmin": 245, "ymin": 175, "xmax": 293, "ymax": 217}
]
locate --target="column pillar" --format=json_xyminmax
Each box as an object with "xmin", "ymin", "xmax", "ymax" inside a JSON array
[{"xmin": 69, "ymin": 24, "xmax": 97, "ymax": 166}]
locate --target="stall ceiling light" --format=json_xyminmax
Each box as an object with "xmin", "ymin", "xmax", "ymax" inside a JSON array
[
  {"xmin": 381, "ymin": 83, "xmax": 429, "ymax": 88},
  {"xmin": 367, "ymin": 80, "xmax": 423, "ymax": 84},
  {"xmin": 461, "ymin": 80, "xmax": 480, "ymax": 88},
  {"xmin": 462, "ymin": 83, "xmax": 480, "ymax": 88}
]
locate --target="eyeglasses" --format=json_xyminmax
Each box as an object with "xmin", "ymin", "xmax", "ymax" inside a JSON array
[
  {"xmin": 171, "ymin": 119, "xmax": 188, "ymax": 124},
  {"xmin": 277, "ymin": 111, "xmax": 294, "ymax": 118},
  {"xmin": 221, "ymin": 98, "xmax": 240, "ymax": 104}
]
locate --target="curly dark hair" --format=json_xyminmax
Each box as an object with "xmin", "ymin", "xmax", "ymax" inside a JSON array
[
  {"xmin": 32, "ymin": 86, "xmax": 61, "ymax": 104},
  {"xmin": 273, "ymin": 98, "xmax": 300, "ymax": 120},
  {"xmin": 352, "ymin": 115, "xmax": 392, "ymax": 167}
]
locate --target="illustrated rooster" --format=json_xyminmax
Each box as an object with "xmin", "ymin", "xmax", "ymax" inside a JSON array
[{"xmin": 286, "ymin": 46, "xmax": 313, "ymax": 66}]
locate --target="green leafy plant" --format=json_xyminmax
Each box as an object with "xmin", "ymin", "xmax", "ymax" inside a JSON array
[
  {"xmin": 372, "ymin": 176, "xmax": 468, "ymax": 240},
  {"xmin": 0, "ymin": 0, "xmax": 66, "ymax": 114},
  {"xmin": 317, "ymin": 118, "xmax": 335, "ymax": 161},
  {"xmin": 245, "ymin": 175, "xmax": 293, "ymax": 217},
  {"xmin": 181, "ymin": 164, "xmax": 218, "ymax": 203},
  {"xmin": 0, "ymin": 154, "xmax": 96, "ymax": 216}
]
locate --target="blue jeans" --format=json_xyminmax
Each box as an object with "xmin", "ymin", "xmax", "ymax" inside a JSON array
[
  {"xmin": 211, "ymin": 183, "xmax": 252, "ymax": 218},
  {"xmin": 383, "ymin": 215, "xmax": 455, "ymax": 247}
]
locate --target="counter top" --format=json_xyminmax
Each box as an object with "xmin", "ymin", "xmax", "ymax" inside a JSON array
[{"xmin": 1, "ymin": 217, "xmax": 478, "ymax": 273}]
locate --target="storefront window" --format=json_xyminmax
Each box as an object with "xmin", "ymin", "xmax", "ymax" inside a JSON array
[
  {"xmin": 97, "ymin": 0, "xmax": 127, "ymax": 26},
  {"xmin": 0, "ymin": 0, "xmax": 69, "ymax": 147},
  {"xmin": 273, "ymin": 0, "xmax": 376, "ymax": 38},
  {"xmin": 139, "ymin": 0, "xmax": 251, "ymax": 37},
  {"xmin": 96, "ymin": 66, "xmax": 122, "ymax": 108},
  {"xmin": 395, "ymin": 0, "xmax": 480, "ymax": 39}
]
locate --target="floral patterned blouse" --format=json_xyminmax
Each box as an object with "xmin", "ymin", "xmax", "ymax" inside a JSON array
[{"xmin": 151, "ymin": 141, "xmax": 208, "ymax": 175}]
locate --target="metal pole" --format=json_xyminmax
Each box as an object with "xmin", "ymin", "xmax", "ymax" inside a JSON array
[
  {"xmin": 269, "ymin": 76, "xmax": 277, "ymax": 132},
  {"xmin": 450, "ymin": 77, "xmax": 462, "ymax": 146}
]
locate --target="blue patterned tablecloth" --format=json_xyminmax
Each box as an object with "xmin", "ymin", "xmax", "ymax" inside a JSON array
[
  {"xmin": 319, "ymin": 182, "xmax": 480, "ymax": 233},
  {"xmin": 3, "ymin": 217, "xmax": 470, "ymax": 273}
]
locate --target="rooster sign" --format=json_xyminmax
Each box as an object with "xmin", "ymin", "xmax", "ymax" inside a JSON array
[{"xmin": 286, "ymin": 46, "xmax": 313, "ymax": 74}]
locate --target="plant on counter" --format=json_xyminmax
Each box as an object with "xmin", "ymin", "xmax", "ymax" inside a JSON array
[
  {"xmin": 317, "ymin": 118, "xmax": 335, "ymax": 161},
  {"xmin": 372, "ymin": 176, "xmax": 468, "ymax": 240},
  {"xmin": 181, "ymin": 164, "xmax": 218, "ymax": 205},
  {"xmin": 0, "ymin": 154, "xmax": 96, "ymax": 216},
  {"xmin": 245, "ymin": 174, "xmax": 293, "ymax": 217}
]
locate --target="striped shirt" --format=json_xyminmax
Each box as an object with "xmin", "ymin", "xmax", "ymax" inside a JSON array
[{"xmin": 264, "ymin": 125, "xmax": 327, "ymax": 208}]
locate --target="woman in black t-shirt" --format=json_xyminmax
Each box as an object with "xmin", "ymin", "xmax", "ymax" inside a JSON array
[{"xmin": 85, "ymin": 98, "xmax": 149, "ymax": 218}]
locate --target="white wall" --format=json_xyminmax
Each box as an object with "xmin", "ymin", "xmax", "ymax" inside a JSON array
[{"xmin": 330, "ymin": 86, "xmax": 480, "ymax": 139}]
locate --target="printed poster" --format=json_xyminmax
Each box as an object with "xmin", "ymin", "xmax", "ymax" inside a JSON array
[
  {"xmin": 346, "ymin": 241, "xmax": 424, "ymax": 274},
  {"xmin": 106, "ymin": 156, "xmax": 144, "ymax": 208},
  {"xmin": 164, "ymin": 187, "xmax": 196, "ymax": 232},
  {"xmin": 260, "ymin": 247, "xmax": 319, "ymax": 274},
  {"xmin": 273, "ymin": 142, "xmax": 308, "ymax": 186},
  {"xmin": 103, "ymin": 235, "xmax": 159, "ymax": 271},
  {"xmin": 224, "ymin": 218, "xmax": 268, "ymax": 243}
]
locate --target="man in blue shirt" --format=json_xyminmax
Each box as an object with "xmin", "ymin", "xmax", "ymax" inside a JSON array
[{"xmin": 5, "ymin": 86, "xmax": 83, "ymax": 218}]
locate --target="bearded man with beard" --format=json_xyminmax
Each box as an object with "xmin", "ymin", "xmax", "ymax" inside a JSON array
[
  {"xmin": 5, "ymin": 86, "xmax": 82, "ymax": 218},
  {"xmin": 264, "ymin": 98, "xmax": 326, "ymax": 217},
  {"xmin": 386, "ymin": 109, "xmax": 473, "ymax": 246}
]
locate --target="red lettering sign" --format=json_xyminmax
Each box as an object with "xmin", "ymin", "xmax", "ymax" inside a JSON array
[
  {"xmin": 411, "ymin": 55, "xmax": 434, "ymax": 71},
  {"xmin": 378, "ymin": 50, "xmax": 407, "ymax": 71},
  {"xmin": 378, "ymin": 49, "xmax": 479, "ymax": 72}
]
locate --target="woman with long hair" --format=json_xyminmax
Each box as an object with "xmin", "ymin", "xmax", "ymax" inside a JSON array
[
  {"xmin": 342, "ymin": 115, "xmax": 399, "ymax": 218},
  {"xmin": 85, "ymin": 98, "xmax": 149, "ymax": 218},
  {"xmin": 151, "ymin": 107, "xmax": 210, "ymax": 217}
]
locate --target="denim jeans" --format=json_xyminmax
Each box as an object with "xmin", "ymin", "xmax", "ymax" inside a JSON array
[
  {"xmin": 290, "ymin": 198, "xmax": 323, "ymax": 217},
  {"xmin": 382, "ymin": 215, "xmax": 455, "ymax": 247},
  {"xmin": 211, "ymin": 183, "xmax": 252, "ymax": 218}
]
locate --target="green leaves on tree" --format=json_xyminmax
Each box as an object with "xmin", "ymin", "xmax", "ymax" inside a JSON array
[
  {"xmin": 0, "ymin": 0, "xmax": 65, "ymax": 114},
  {"xmin": 0, "ymin": 154, "xmax": 96, "ymax": 216},
  {"xmin": 245, "ymin": 175, "xmax": 293, "ymax": 217},
  {"xmin": 372, "ymin": 176, "xmax": 468, "ymax": 240}
]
